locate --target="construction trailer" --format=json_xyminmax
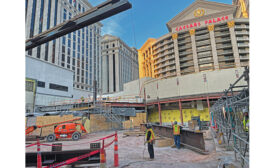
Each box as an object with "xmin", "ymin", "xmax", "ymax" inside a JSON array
[{"xmin": 211, "ymin": 67, "xmax": 249, "ymax": 168}]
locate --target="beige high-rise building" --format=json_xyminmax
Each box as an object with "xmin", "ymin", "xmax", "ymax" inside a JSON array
[
  {"xmin": 233, "ymin": 0, "xmax": 249, "ymax": 18},
  {"xmin": 149, "ymin": 0, "xmax": 249, "ymax": 79},
  {"xmin": 101, "ymin": 35, "xmax": 139, "ymax": 94}
]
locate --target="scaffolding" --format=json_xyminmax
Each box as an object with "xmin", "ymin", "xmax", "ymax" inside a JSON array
[
  {"xmin": 211, "ymin": 67, "xmax": 249, "ymax": 168},
  {"xmin": 97, "ymin": 101, "xmax": 123, "ymax": 127}
]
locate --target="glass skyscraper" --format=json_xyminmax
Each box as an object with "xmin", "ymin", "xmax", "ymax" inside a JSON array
[{"xmin": 25, "ymin": 0, "xmax": 102, "ymax": 93}]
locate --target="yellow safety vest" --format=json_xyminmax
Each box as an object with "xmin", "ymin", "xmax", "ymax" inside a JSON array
[
  {"xmin": 173, "ymin": 124, "xmax": 180, "ymax": 135},
  {"xmin": 145, "ymin": 128, "xmax": 155, "ymax": 143},
  {"xmin": 243, "ymin": 118, "xmax": 249, "ymax": 132}
]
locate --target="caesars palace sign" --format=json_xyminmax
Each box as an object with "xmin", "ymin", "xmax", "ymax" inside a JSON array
[{"xmin": 175, "ymin": 15, "xmax": 230, "ymax": 32}]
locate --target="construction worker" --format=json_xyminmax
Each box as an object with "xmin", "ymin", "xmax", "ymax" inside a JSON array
[
  {"xmin": 144, "ymin": 124, "xmax": 155, "ymax": 160},
  {"xmin": 172, "ymin": 121, "xmax": 181, "ymax": 149},
  {"xmin": 243, "ymin": 108, "xmax": 249, "ymax": 132}
]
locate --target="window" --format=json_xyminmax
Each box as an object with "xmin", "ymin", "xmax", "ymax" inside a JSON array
[
  {"xmin": 45, "ymin": 43, "xmax": 49, "ymax": 61},
  {"xmin": 37, "ymin": 46, "xmax": 41, "ymax": 59},
  {"xmin": 54, "ymin": 0, "xmax": 58, "ymax": 26},
  {"xmin": 25, "ymin": 0, "xmax": 28, "ymax": 19},
  {"xmin": 46, "ymin": 0, "xmax": 51, "ymax": 29},
  {"xmin": 78, "ymin": 4, "xmax": 81, "ymax": 11},
  {"xmin": 49, "ymin": 83, "xmax": 68, "ymax": 92},
  {"xmin": 52, "ymin": 40, "xmax": 56, "ymax": 63},
  {"xmin": 68, "ymin": 40, "xmax": 71, "ymax": 48},
  {"xmin": 26, "ymin": 81, "xmax": 34, "ymax": 92},
  {"xmin": 113, "ymin": 43, "xmax": 115, "ymax": 47},
  {"xmin": 29, "ymin": 0, "xmax": 37, "ymax": 38},
  {"xmin": 37, "ymin": 81, "xmax": 45, "ymax": 88},
  {"xmin": 63, "ymin": 9, "xmax": 67, "ymax": 20},
  {"xmin": 38, "ymin": 0, "xmax": 44, "ymax": 33},
  {"xmin": 62, "ymin": 37, "xmax": 66, "ymax": 45}
]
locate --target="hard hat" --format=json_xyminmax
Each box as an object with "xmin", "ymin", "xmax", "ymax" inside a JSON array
[
  {"xmin": 146, "ymin": 124, "xmax": 152, "ymax": 128},
  {"xmin": 243, "ymin": 108, "xmax": 248, "ymax": 113},
  {"xmin": 174, "ymin": 121, "xmax": 177, "ymax": 125}
]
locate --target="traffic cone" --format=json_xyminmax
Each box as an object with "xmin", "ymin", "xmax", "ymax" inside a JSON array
[
  {"xmin": 114, "ymin": 133, "xmax": 119, "ymax": 167},
  {"xmin": 100, "ymin": 144, "xmax": 106, "ymax": 168},
  {"xmin": 37, "ymin": 138, "xmax": 42, "ymax": 168}
]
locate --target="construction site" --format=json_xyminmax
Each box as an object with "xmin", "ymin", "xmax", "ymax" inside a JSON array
[
  {"xmin": 25, "ymin": 66, "xmax": 249, "ymax": 168},
  {"xmin": 25, "ymin": 0, "xmax": 249, "ymax": 167}
]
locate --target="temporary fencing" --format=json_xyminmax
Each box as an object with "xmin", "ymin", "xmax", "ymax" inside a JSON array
[{"xmin": 26, "ymin": 132, "xmax": 119, "ymax": 168}]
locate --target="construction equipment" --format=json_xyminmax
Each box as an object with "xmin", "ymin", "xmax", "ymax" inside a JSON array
[
  {"xmin": 25, "ymin": 118, "xmax": 82, "ymax": 136},
  {"xmin": 47, "ymin": 123, "xmax": 87, "ymax": 142}
]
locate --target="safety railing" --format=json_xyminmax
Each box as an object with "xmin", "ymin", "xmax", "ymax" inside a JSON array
[{"xmin": 26, "ymin": 132, "xmax": 119, "ymax": 168}]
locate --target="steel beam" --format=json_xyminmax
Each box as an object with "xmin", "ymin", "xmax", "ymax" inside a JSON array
[
  {"xmin": 179, "ymin": 100, "xmax": 183, "ymax": 125},
  {"xmin": 26, "ymin": 0, "xmax": 132, "ymax": 50},
  {"xmin": 140, "ymin": 124, "xmax": 206, "ymax": 154},
  {"xmin": 158, "ymin": 101, "xmax": 162, "ymax": 125}
]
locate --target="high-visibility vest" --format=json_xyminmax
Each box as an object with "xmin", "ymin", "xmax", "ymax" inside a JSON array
[
  {"xmin": 243, "ymin": 118, "xmax": 249, "ymax": 132},
  {"xmin": 145, "ymin": 128, "xmax": 155, "ymax": 143},
  {"xmin": 173, "ymin": 124, "xmax": 180, "ymax": 135}
]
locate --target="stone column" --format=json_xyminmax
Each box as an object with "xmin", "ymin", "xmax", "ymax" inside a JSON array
[
  {"xmin": 208, "ymin": 25, "xmax": 219, "ymax": 70},
  {"xmin": 115, "ymin": 53, "xmax": 120, "ymax": 92},
  {"xmin": 102, "ymin": 55, "xmax": 107, "ymax": 93},
  {"xmin": 172, "ymin": 33, "xmax": 181, "ymax": 76},
  {"xmin": 190, "ymin": 29, "xmax": 199, "ymax": 72},
  {"xmin": 108, "ymin": 54, "xmax": 114, "ymax": 92},
  {"xmin": 228, "ymin": 20, "xmax": 241, "ymax": 68}
]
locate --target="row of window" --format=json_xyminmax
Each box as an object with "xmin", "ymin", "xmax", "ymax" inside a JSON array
[{"xmin": 37, "ymin": 81, "xmax": 68, "ymax": 92}]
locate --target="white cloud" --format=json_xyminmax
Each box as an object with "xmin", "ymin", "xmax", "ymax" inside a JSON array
[
  {"xmin": 88, "ymin": 0, "xmax": 127, "ymax": 37},
  {"xmin": 101, "ymin": 17, "xmax": 123, "ymax": 36}
]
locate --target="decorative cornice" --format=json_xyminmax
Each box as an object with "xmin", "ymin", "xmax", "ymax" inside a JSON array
[
  {"xmin": 208, "ymin": 25, "xmax": 215, "ymax": 31},
  {"xmin": 172, "ymin": 33, "xmax": 178, "ymax": 40},
  {"xmin": 227, "ymin": 20, "xmax": 235, "ymax": 28},
  {"xmin": 189, "ymin": 29, "xmax": 196, "ymax": 36}
]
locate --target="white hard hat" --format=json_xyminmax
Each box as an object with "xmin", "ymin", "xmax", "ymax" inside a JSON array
[{"xmin": 243, "ymin": 108, "xmax": 248, "ymax": 113}]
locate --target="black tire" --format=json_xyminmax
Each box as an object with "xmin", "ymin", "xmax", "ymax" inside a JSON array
[
  {"xmin": 72, "ymin": 132, "xmax": 80, "ymax": 141},
  {"xmin": 47, "ymin": 134, "xmax": 56, "ymax": 142}
]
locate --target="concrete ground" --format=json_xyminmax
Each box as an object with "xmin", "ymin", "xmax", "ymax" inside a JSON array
[{"xmin": 26, "ymin": 129, "xmax": 242, "ymax": 168}]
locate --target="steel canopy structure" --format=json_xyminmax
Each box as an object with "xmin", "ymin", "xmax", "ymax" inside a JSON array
[{"xmin": 25, "ymin": 0, "xmax": 132, "ymax": 51}]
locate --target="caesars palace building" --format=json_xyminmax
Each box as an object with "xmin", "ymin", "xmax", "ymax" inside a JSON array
[{"xmin": 138, "ymin": 0, "xmax": 249, "ymax": 79}]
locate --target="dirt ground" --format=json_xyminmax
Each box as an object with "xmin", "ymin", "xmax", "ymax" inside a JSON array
[{"xmin": 26, "ymin": 129, "xmax": 241, "ymax": 168}]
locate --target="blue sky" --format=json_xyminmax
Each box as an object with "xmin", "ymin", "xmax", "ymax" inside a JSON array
[{"xmin": 88, "ymin": 0, "xmax": 233, "ymax": 49}]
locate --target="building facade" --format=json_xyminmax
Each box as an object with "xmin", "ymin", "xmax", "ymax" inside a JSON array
[
  {"xmin": 233, "ymin": 0, "xmax": 249, "ymax": 18},
  {"xmin": 101, "ymin": 35, "xmax": 139, "ymax": 94},
  {"xmin": 138, "ymin": 38, "xmax": 157, "ymax": 79},
  {"xmin": 25, "ymin": 0, "xmax": 102, "ymax": 95},
  {"xmin": 26, "ymin": 56, "xmax": 74, "ymax": 112},
  {"xmin": 139, "ymin": 0, "xmax": 249, "ymax": 79}
]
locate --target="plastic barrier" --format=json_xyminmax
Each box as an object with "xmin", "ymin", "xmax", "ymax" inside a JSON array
[
  {"xmin": 37, "ymin": 139, "xmax": 42, "ymax": 168},
  {"xmin": 114, "ymin": 132, "xmax": 119, "ymax": 167},
  {"xmin": 45, "ymin": 150, "xmax": 100, "ymax": 168}
]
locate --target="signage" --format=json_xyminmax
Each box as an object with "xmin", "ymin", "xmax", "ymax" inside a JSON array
[
  {"xmin": 175, "ymin": 15, "xmax": 229, "ymax": 32},
  {"xmin": 194, "ymin": 9, "xmax": 205, "ymax": 17}
]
